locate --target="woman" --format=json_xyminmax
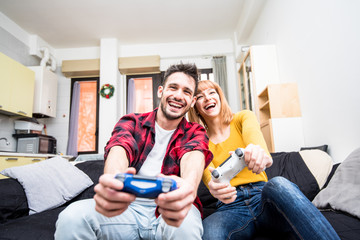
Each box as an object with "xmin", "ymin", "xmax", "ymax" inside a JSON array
[{"xmin": 189, "ymin": 80, "xmax": 339, "ymax": 240}]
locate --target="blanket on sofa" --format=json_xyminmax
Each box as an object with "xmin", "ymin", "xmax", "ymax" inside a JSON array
[{"xmin": 313, "ymin": 147, "xmax": 360, "ymax": 219}]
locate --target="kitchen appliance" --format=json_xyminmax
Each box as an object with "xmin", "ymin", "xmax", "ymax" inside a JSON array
[
  {"xmin": 14, "ymin": 134, "xmax": 57, "ymax": 154},
  {"xmin": 14, "ymin": 120, "xmax": 44, "ymax": 134}
]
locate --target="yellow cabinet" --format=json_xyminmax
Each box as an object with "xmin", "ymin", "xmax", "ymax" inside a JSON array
[
  {"xmin": 0, "ymin": 52, "xmax": 35, "ymax": 117},
  {"xmin": 0, "ymin": 54, "xmax": 12, "ymax": 111},
  {"xmin": 0, "ymin": 155, "xmax": 46, "ymax": 179}
]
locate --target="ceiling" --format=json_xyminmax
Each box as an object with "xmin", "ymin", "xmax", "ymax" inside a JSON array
[{"xmin": 0, "ymin": 0, "xmax": 246, "ymax": 49}]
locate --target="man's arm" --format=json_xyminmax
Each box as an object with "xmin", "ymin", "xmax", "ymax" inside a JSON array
[
  {"xmin": 104, "ymin": 146, "xmax": 129, "ymax": 174},
  {"xmin": 94, "ymin": 146, "xmax": 136, "ymax": 217},
  {"xmin": 180, "ymin": 150, "xmax": 205, "ymax": 199},
  {"xmin": 156, "ymin": 150, "xmax": 205, "ymax": 227}
]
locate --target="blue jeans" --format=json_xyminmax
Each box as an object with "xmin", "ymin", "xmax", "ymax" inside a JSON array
[
  {"xmin": 202, "ymin": 176, "xmax": 340, "ymax": 240},
  {"xmin": 55, "ymin": 199, "xmax": 203, "ymax": 240}
]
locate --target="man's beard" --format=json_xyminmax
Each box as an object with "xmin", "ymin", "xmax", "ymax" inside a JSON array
[{"xmin": 160, "ymin": 97, "xmax": 189, "ymax": 120}]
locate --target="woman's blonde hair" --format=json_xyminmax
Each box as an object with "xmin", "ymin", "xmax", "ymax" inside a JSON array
[{"xmin": 188, "ymin": 80, "xmax": 233, "ymax": 129}]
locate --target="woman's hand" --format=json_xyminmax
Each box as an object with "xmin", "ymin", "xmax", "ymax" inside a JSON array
[
  {"xmin": 243, "ymin": 144, "xmax": 273, "ymax": 174},
  {"xmin": 208, "ymin": 167, "xmax": 237, "ymax": 204}
]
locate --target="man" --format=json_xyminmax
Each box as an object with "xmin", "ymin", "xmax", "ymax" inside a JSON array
[{"xmin": 55, "ymin": 63, "xmax": 213, "ymax": 240}]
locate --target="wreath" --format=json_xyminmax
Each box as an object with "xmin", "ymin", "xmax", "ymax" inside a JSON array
[{"xmin": 99, "ymin": 84, "xmax": 115, "ymax": 99}]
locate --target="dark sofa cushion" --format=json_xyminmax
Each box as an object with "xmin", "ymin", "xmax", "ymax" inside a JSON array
[
  {"xmin": 0, "ymin": 206, "xmax": 66, "ymax": 240},
  {"xmin": 0, "ymin": 178, "xmax": 29, "ymax": 223},
  {"xmin": 266, "ymin": 152, "xmax": 320, "ymax": 201},
  {"xmin": 321, "ymin": 209, "xmax": 360, "ymax": 240},
  {"xmin": 300, "ymin": 144, "xmax": 328, "ymax": 153},
  {"xmin": 197, "ymin": 181, "xmax": 217, "ymax": 219}
]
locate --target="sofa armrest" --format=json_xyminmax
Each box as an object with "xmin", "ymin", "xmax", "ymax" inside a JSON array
[{"xmin": 0, "ymin": 178, "xmax": 29, "ymax": 223}]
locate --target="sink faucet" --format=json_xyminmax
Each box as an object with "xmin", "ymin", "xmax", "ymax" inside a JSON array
[{"xmin": 0, "ymin": 137, "xmax": 10, "ymax": 145}]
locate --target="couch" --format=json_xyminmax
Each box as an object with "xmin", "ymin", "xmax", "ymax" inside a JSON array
[{"xmin": 1, "ymin": 149, "xmax": 359, "ymax": 240}]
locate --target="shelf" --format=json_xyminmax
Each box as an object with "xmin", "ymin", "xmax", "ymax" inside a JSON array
[
  {"xmin": 260, "ymin": 120, "xmax": 270, "ymax": 128},
  {"xmin": 259, "ymin": 100, "xmax": 269, "ymax": 110},
  {"xmin": 257, "ymin": 83, "xmax": 302, "ymax": 152}
]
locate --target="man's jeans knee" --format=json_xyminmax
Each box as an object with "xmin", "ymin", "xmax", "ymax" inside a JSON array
[{"xmin": 55, "ymin": 199, "xmax": 203, "ymax": 240}]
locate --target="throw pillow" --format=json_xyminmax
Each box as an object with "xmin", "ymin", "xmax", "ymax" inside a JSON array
[
  {"xmin": 312, "ymin": 147, "xmax": 360, "ymax": 219},
  {"xmin": 299, "ymin": 149, "xmax": 333, "ymax": 189},
  {"xmin": 300, "ymin": 144, "xmax": 328, "ymax": 153},
  {"xmin": 0, "ymin": 156, "xmax": 93, "ymax": 215}
]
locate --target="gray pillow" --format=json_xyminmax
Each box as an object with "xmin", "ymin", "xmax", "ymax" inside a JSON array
[
  {"xmin": 1, "ymin": 156, "xmax": 93, "ymax": 215},
  {"xmin": 312, "ymin": 147, "xmax": 360, "ymax": 218}
]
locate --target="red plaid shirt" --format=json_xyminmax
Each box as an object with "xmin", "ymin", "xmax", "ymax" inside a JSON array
[{"xmin": 104, "ymin": 108, "xmax": 213, "ymax": 217}]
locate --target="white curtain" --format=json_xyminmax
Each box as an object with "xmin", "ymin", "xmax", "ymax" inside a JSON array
[
  {"xmin": 66, "ymin": 81, "xmax": 80, "ymax": 156},
  {"xmin": 212, "ymin": 56, "xmax": 228, "ymax": 99},
  {"xmin": 127, "ymin": 78, "xmax": 135, "ymax": 114}
]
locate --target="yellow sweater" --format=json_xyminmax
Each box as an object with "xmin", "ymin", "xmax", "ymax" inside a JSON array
[{"xmin": 202, "ymin": 110, "xmax": 270, "ymax": 188}]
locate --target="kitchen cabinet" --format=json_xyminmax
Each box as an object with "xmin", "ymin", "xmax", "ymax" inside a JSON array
[
  {"xmin": 0, "ymin": 52, "xmax": 35, "ymax": 118},
  {"xmin": 0, "ymin": 155, "xmax": 46, "ymax": 179},
  {"xmin": 28, "ymin": 66, "xmax": 58, "ymax": 118},
  {"xmin": 258, "ymin": 83, "xmax": 304, "ymax": 152}
]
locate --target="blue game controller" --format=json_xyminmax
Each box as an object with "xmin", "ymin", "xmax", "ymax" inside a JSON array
[{"xmin": 114, "ymin": 173, "xmax": 177, "ymax": 198}]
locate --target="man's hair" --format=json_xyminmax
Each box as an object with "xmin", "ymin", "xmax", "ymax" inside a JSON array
[{"xmin": 162, "ymin": 63, "xmax": 199, "ymax": 95}]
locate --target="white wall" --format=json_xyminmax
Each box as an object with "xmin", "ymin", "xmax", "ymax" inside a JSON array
[
  {"xmin": 237, "ymin": 0, "xmax": 360, "ymax": 162},
  {"xmin": 53, "ymin": 39, "xmax": 237, "ymax": 154}
]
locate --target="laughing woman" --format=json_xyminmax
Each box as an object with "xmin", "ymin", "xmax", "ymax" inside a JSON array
[{"xmin": 188, "ymin": 80, "xmax": 339, "ymax": 240}]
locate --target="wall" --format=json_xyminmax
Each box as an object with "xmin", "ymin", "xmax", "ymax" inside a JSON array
[
  {"xmin": 1, "ymin": 13, "xmax": 238, "ymax": 156},
  {"xmin": 54, "ymin": 39, "xmax": 238, "ymax": 154},
  {"xmin": 0, "ymin": 27, "xmax": 40, "ymax": 152},
  {"xmin": 236, "ymin": 0, "xmax": 360, "ymax": 162}
]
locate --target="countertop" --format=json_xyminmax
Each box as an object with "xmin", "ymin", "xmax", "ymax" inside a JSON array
[{"xmin": 0, "ymin": 152, "xmax": 74, "ymax": 160}]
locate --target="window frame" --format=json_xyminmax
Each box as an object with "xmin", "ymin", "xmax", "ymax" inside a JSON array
[{"xmin": 69, "ymin": 77, "xmax": 100, "ymax": 155}]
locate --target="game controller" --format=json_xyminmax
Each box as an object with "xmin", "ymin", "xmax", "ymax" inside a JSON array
[
  {"xmin": 114, "ymin": 173, "xmax": 177, "ymax": 198},
  {"xmin": 211, "ymin": 148, "xmax": 246, "ymax": 184}
]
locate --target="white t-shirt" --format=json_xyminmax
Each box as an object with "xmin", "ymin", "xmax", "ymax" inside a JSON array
[{"xmin": 137, "ymin": 121, "xmax": 175, "ymax": 176}]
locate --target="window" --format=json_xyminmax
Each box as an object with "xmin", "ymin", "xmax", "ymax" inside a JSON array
[
  {"xmin": 200, "ymin": 68, "xmax": 214, "ymax": 81},
  {"xmin": 126, "ymin": 73, "xmax": 162, "ymax": 114},
  {"xmin": 68, "ymin": 78, "xmax": 99, "ymax": 155}
]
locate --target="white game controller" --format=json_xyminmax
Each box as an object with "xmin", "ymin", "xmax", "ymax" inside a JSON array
[{"xmin": 211, "ymin": 148, "xmax": 246, "ymax": 184}]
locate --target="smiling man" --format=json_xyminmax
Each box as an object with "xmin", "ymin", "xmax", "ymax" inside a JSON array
[{"xmin": 55, "ymin": 63, "xmax": 213, "ymax": 240}]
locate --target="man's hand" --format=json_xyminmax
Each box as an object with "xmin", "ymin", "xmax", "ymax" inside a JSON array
[
  {"xmin": 94, "ymin": 167, "xmax": 136, "ymax": 217},
  {"xmin": 243, "ymin": 144, "xmax": 273, "ymax": 174},
  {"xmin": 208, "ymin": 167, "xmax": 237, "ymax": 204},
  {"xmin": 155, "ymin": 175, "xmax": 196, "ymax": 227}
]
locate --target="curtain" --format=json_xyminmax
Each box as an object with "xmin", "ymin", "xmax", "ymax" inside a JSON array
[
  {"xmin": 66, "ymin": 81, "xmax": 80, "ymax": 156},
  {"xmin": 127, "ymin": 78, "xmax": 135, "ymax": 114},
  {"xmin": 212, "ymin": 56, "xmax": 228, "ymax": 99}
]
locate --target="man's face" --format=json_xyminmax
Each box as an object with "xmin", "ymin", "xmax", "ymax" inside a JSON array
[{"xmin": 158, "ymin": 72, "xmax": 196, "ymax": 121}]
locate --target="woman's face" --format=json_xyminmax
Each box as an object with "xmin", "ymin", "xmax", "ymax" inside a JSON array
[{"xmin": 195, "ymin": 87, "xmax": 221, "ymax": 119}]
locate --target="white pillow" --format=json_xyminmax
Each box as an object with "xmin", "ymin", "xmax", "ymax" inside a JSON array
[
  {"xmin": 299, "ymin": 149, "xmax": 333, "ymax": 189},
  {"xmin": 1, "ymin": 156, "xmax": 93, "ymax": 215}
]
